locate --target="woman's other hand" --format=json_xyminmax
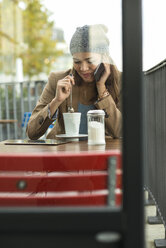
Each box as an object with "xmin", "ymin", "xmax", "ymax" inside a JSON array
[
  {"xmin": 49, "ymin": 74, "xmax": 75, "ymax": 117},
  {"xmin": 55, "ymin": 74, "xmax": 75, "ymax": 103}
]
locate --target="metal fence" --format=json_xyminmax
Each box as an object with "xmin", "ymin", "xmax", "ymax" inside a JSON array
[
  {"xmin": 0, "ymin": 80, "xmax": 46, "ymax": 141},
  {"xmin": 144, "ymin": 59, "xmax": 166, "ymax": 244}
]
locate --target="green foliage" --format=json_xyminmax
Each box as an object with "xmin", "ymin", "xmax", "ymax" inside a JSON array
[{"xmin": 20, "ymin": 0, "xmax": 63, "ymax": 78}]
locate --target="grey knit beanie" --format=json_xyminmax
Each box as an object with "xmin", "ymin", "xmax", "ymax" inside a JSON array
[{"xmin": 70, "ymin": 24, "xmax": 110, "ymax": 55}]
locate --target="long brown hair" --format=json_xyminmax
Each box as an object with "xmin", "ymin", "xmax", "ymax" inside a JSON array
[
  {"xmin": 72, "ymin": 64, "xmax": 121, "ymax": 105},
  {"xmin": 106, "ymin": 64, "xmax": 121, "ymax": 105}
]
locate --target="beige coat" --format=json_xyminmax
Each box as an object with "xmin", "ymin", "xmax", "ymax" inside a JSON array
[{"xmin": 26, "ymin": 69, "xmax": 122, "ymax": 140}]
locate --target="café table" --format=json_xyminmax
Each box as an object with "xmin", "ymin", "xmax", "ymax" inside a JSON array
[{"xmin": 0, "ymin": 137, "xmax": 121, "ymax": 154}]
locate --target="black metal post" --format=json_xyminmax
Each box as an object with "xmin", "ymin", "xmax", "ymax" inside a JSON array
[{"xmin": 122, "ymin": 0, "xmax": 144, "ymax": 248}]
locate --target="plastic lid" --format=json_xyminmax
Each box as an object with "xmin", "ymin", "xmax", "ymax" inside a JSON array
[{"xmin": 87, "ymin": 110, "xmax": 105, "ymax": 115}]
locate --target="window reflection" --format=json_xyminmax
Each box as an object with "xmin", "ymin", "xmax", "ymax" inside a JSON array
[
  {"xmin": 0, "ymin": 0, "xmax": 72, "ymax": 82},
  {"xmin": 0, "ymin": 0, "xmax": 122, "ymax": 82}
]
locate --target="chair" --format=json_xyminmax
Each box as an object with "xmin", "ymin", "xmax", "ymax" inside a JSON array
[
  {"xmin": 0, "ymin": 151, "xmax": 122, "ymax": 206},
  {"xmin": 21, "ymin": 112, "xmax": 55, "ymax": 139},
  {"xmin": 21, "ymin": 112, "xmax": 32, "ymax": 138}
]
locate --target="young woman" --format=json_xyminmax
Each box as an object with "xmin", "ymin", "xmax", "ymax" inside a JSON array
[{"xmin": 26, "ymin": 24, "xmax": 122, "ymax": 140}]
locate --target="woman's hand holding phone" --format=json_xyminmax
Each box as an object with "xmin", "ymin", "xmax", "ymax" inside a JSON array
[{"xmin": 94, "ymin": 62, "xmax": 111, "ymax": 98}]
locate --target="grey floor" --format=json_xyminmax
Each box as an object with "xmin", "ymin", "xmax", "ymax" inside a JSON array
[{"xmin": 145, "ymin": 203, "xmax": 165, "ymax": 248}]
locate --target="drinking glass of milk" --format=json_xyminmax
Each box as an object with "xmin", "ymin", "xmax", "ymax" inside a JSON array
[{"xmin": 87, "ymin": 110, "xmax": 105, "ymax": 145}]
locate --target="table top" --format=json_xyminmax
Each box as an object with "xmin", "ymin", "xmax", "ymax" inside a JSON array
[
  {"xmin": 0, "ymin": 138, "xmax": 121, "ymax": 155},
  {"xmin": 0, "ymin": 119, "xmax": 17, "ymax": 124}
]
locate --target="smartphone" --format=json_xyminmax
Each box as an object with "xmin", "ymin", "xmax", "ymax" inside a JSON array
[{"xmin": 94, "ymin": 63, "xmax": 105, "ymax": 82}]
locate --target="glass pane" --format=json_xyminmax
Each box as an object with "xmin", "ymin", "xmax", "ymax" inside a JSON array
[{"xmin": 0, "ymin": 0, "xmax": 122, "ymax": 209}]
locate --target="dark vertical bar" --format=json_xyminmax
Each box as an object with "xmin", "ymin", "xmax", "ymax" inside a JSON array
[
  {"xmin": 35, "ymin": 82, "xmax": 38, "ymax": 105},
  {"xmin": 122, "ymin": 0, "xmax": 144, "ymax": 248},
  {"xmin": 20, "ymin": 82, "xmax": 24, "ymax": 126},
  {"xmin": 13, "ymin": 84, "xmax": 18, "ymax": 138},
  {"xmin": 5, "ymin": 85, "xmax": 10, "ymax": 138},
  {"xmin": 27, "ymin": 82, "xmax": 32, "ymax": 112}
]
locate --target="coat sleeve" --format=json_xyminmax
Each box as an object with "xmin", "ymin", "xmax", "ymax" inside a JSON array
[
  {"xmin": 26, "ymin": 72, "xmax": 58, "ymax": 140},
  {"xmin": 95, "ymin": 94, "xmax": 122, "ymax": 138}
]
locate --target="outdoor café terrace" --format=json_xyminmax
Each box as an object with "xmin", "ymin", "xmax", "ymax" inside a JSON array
[{"xmin": 0, "ymin": 0, "xmax": 166, "ymax": 248}]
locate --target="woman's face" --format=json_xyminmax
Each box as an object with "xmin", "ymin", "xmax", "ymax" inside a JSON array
[{"xmin": 73, "ymin": 52, "xmax": 102, "ymax": 83}]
